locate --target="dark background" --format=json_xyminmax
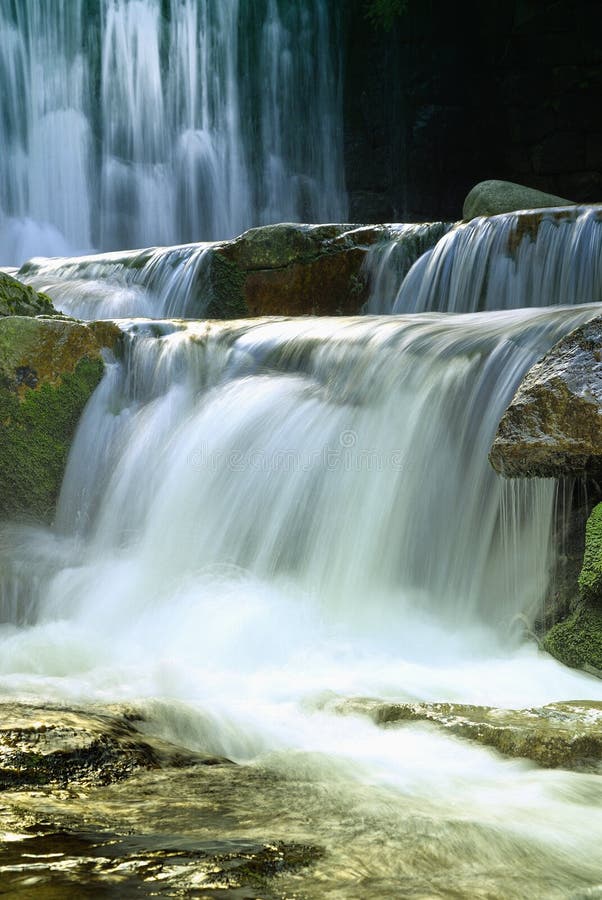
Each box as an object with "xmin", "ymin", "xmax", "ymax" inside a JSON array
[{"xmin": 343, "ymin": 0, "xmax": 602, "ymax": 221}]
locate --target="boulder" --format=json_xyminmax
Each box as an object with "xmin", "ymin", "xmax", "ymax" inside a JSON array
[
  {"xmin": 0, "ymin": 270, "xmax": 56, "ymax": 317},
  {"xmin": 463, "ymin": 179, "xmax": 576, "ymax": 220},
  {"xmin": 489, "ymin": 315, "xmax": 602, "ymax": 478},
  {"xmin": 579, "ymin": 502, "xmax": 602, "ymax": 604},
  {"xmin": 211, "ymin": 223, "xmax": 385, "ymax": 317},
  {"xmin": 0, "ymin": 316, "xmax": 121, "ymax": 521},
  {"xmin": 543, "ymin": 604, "xmax": 602, "ymax": 677}
]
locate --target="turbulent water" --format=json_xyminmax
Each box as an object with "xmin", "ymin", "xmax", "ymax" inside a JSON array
[
  {"xmin": 0, "ymin": 0, "xmax": 346, "ymax": 265},
  {"xmin": 3, "ymin": 206, "xmax": 602, "ymax": 895}
]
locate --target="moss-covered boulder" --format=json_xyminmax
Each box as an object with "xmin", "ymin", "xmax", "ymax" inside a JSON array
[
  {"xmin": 543, "ymin": 502, "xmax": 602, "ymax": 674},
  {"xmin": 0, "ymin": 316, "xmax": 120, "ymax": 522},
  {"xmin": 0, "ymin": 270, "xmax": 56, "ymax": 318},
  {"xmin": 579, "ymin": 503, "xmax": 602, "ymax": 603},
  {"xmin": 212, "ymin": 223, "xmax": 385, "ymax": 317},
  {"xmin": 463, "ymin": 180, "xmax": 575, "ymax": 220},
  {"xmin": 489, "ymin": 314, "xmax": 602, "ymax": 478},
  {"xmin": 543, "ymin": 605, "xmax": 602, "ymax": 676}
]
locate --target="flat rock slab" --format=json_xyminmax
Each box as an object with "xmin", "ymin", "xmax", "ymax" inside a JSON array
[{"xmin": 333, "ymin": 697, "xmax": 602, "ymax": 771}]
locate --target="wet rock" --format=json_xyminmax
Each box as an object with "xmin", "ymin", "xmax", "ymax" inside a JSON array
[
  {"xmin": 579, "ymin": 502, "xmax": 602, "ymax": 604},
  {"xmin": 463, "ymin": 179, "xmax": 575, "ymax": 220},
  {"xmin": 0, "ymin": 701, "xmax": 322, "ymax": 898},
  {"xmin": 489, "ymin": 315, "xmax": 602, "ymax": 478},
  {"xmin": 0, "ymin": 702, "xmax": 226, "ymax": 790},
  {"xmin": 0, "ymin": 270, "xmax": 56, "ymax": 318},
  {"xmin": 333, "ymin": 697, "xmax": 602, "ymax": 770},
  {"xmin": 212, "ymin": 222, "xmax": 386, "ymax": 317},
  {"xmin": 0, "ymin": 316, "xmax": 122, "ymax": 521},
  {"xmin": 543, "ymin": 605, "xmax": 602, "ymax": 677}
]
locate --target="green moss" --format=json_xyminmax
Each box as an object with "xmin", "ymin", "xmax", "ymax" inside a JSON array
[
  {"xmin": 578, "ymin": 502, "xmax": 602, "ymax": 604},
  {"xmin": 0, "ymin": 356, "xmax": 103, "ymax": 521},
  {"xmin": 543, "ymin": 604, "xmax": 602, "ymax": 673},
  {"xmin": 0, "ymin": 272, "xmax": 56, "ymax": 318}
]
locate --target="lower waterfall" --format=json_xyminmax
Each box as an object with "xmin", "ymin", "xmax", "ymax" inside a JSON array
[{"xmin": 2, "ymin": 305, "xmax": 602, "ymax": 896}]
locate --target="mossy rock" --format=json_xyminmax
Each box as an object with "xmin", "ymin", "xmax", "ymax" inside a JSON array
[
  {"xmin": 0, "ymin": 271, "xmax": 56, "ymax": 318},
  {"xmin": 578, "ymin": 502, "xmax": 602, "ymax": 604},
  {"xmin": 0, "ymin": 317, "xmax": 119, "ymax": 522},
  {"xmin": 543, "ymin": 604, "xmax": 602, "ymax": 675}
]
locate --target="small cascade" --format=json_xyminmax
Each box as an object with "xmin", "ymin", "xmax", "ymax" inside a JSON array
[
  {"xmin": 361, "ymin": 222, "xmax": 452, "ymax": 314},
  {"xmin": 0, "ymin": 0, "xmax": 347, "ymax": 266},
  {"xmin": 18, "ymin": 243, "xmax": 215, "ymax": 319},
  {"xmin": 364, "ymin": 206, "xmax": 602, "ymax": 315}
]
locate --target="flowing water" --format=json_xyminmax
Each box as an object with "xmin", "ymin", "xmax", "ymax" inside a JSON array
[
  {"xmin": 3, "ymin": 199, "xmax": 602, "ymax": 893},
  {"xmin": 0, "ymin": 0, "xmax": 346, "ymax": 266}
]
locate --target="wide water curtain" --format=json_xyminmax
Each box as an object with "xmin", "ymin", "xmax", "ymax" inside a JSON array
[{"xmin": 0, "ymin": 0, "xmax": 347, "ymax": 264}]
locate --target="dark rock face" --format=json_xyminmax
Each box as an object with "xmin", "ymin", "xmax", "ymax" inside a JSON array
[
  {"xmin": 0, "ymin": 317, "xmax": 121, "ymax": 522},
  {"xmin": 0, "ymin": 270, "xmax": 56, "ymax": 317},
  {"xmin": 463, "ymin": 180, "xmax": 575, "ymax": 220},
  {"xmin": 343, "ymin": 1, "xmax": 602, "ymax": 222},
  {"xmin": 489, "ymin": 315, "xmax": 602, "ymax": 479}
]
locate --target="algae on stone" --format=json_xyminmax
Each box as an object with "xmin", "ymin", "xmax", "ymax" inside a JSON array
[
  {"xmin": 0, "ymin": 271, "xmax": 56, "ymax": 318},
  {"xmin": 543, "ymin": 605, "xmax": 602, "ymax": 676},
  {"xmin": 0, "ymin": 317, "xmax": 119, "ymax": 522},
  {"xmin": 578, "ymin": 502, "xmax": 602, "ymax": 603}
]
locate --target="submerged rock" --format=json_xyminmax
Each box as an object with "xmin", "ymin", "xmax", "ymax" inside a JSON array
[
  {"xmin": 489, "ymin": 315, "xmax": 602, "ymax": 478},
  {"xmin": 0, "ymin": 316, "xmax": 121, "ymax": 521},
  {"xmin": 0, "ymin": 270, "xmax": 56, "ymax": 318},
  {"xmin": 333, "ymin": 697, "xmax": 602, "ymax": 771},
  {"xmin": 212, "ymin": 222, "xmax": 385, "ymax": 317},
  {"xmin": 0, "ymin": 701, "xmax": 322, "ymax": 898},
  {"xmin": 463, "ymin": 179, "xmax": 576, "ymax": 220}
]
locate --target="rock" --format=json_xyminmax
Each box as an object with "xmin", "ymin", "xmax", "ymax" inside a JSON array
[
  {"xmin": 333, "ymin": 697, "xmax": 602, "ymax": 770},
  {"xmin": 0, "ymin": 316, "xmax": 121, "ymax": 521},
  {"xmin": 543, "ymin": 605, "xmax": 602, "ymax": 677},
  {"xmin": 463, "ymin": 179, "xmax": 576, "ymax": 220},
  {"xmin": 0, "ymin": 270, "xmax": 56, "ymax": 318},
  {"xmin": 0, "ymin": 701, "xmax": 323, "ymax": 898},
  {"xmin": 211, "ymin": 223, "xmax": 386, "ymax": 317},
  {"xmin": 489, "ymin": 315, "xmax": 602, "ymax": 478},
  {"xmin": 579, "ymin": 502, "xmax": 602, "ymax": 604},
  {"xmin": 0, "ymin": 702, "xmax": 223, "ymax": 790}
]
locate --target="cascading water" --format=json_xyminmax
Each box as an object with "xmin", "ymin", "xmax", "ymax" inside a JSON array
[
  {"xmin": 3, "ymin": 302, "xmax": 602, "ymax": 895},
  {"xmin": 0, "ymin": 0, "xmax": 347, "ymax": 266},
  {"xmin": 364, "ymin": 206, "xmax": 602, "ymax": 314}
]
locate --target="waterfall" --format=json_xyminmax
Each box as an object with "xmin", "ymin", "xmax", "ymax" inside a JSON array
[
  {"xmin": 2, "ymin": 305, "xmax": 600, "ymax": 675},
  {"xmin": 364, "ymin": 207, "xmax": 602, "ymax": 314},
  {"xmin": 0, "ymin": 0, "xmax": 347, "ymax": 266}
]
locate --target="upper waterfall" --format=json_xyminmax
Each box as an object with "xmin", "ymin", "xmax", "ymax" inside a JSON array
[{"xmin": 0, "ymin": 0, "xmax": 347, "ymax": 266}]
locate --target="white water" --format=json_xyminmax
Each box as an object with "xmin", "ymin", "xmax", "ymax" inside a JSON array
[
  {"xmin": 364, "ymin": 206, "xmax": 602, "ymax": 314},
  {"xmin": 4, "ymin": 201, "xmax": 602, "ymax": 892},
  {"xmin": 0, "ymin": 0, "xmax": 347, "ymax": 266},
  {"xmin": 2, "ymin": 306, "xmax": 602, "ymax": 894}
]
